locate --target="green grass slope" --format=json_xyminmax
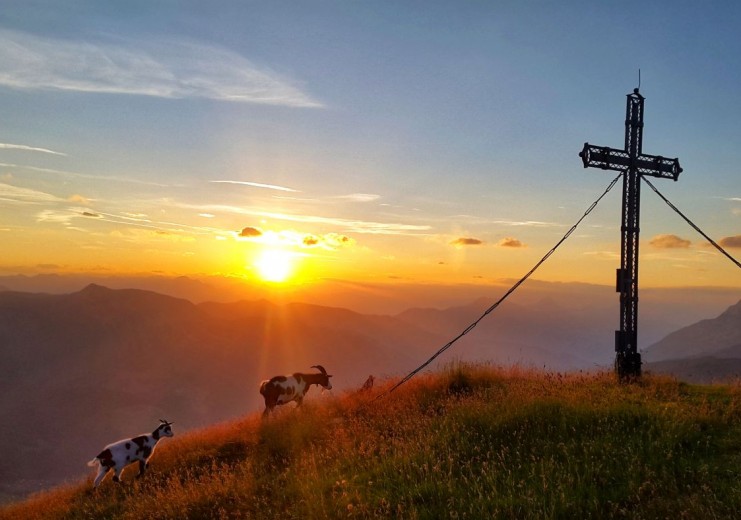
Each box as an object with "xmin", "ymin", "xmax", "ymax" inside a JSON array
[{"xmin": 4, "ymin": 364, "xmax": 741, "ymax": 519}]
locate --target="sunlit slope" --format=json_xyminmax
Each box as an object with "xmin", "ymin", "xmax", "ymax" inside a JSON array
[{"xmin": 3, "ymin": 365, "xmax": 741, "ymax": 519}]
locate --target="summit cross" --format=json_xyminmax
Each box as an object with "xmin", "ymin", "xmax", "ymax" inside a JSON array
[{"xmin": 579, "ymin": 88, "xmax": 682, "ymax": 379}]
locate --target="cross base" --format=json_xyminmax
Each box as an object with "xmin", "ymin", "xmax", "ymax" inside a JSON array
[{"xmin": 615, "ymin": 342, "xmax": 641, "ymax": 380}]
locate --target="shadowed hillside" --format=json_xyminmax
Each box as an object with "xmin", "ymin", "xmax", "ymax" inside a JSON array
[
  {"xmin": 644, "ymin": 300, "xmax": 741, "ymax": 362},
  {"xmin": 644, "ymin": 299, "xmax": 741, "ymax": 383},
  {"xmin": 3, "ymin": 365, "xmax": 741, "ymax": 519},
  {"xmin": 0, "ymin": 284, "xmax": 438, "ymax": 500}
]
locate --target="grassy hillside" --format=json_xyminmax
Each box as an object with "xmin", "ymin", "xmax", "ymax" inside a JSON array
[{"xmin": 3, "ymin": 364, "xmax": 741, "ymax": 519}]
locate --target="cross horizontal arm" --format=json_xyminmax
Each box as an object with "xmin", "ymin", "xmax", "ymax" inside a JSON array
[{"xmin": 579, "ymin": 143, "xmax": 682, "ymax": 181}]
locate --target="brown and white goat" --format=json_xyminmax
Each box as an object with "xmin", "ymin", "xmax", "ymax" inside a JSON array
[
  {"xmin": 259, "ymin": 365, "xmax": 333, "ymax": 417},
  {"xmin": 87, "ymin": 419, "xmax": 174, "ymax": 488}
]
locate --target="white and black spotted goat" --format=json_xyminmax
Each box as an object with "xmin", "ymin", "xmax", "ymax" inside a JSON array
[
  {"xmin": 259, "ymin": 365, "xmax": 333, "ymax": 418},
  {"xmin": 87, "ymin": 419, "xmax": 174, "ymax": 488}
]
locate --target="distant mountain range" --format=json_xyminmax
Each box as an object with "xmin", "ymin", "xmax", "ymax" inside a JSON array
[
  {"xmin": 0, "ymin": 283, "xmax": 738, "ymax": 501},
  {"xmin": 643, "ymin": 300, "xmax": 741, "ymax": 383},
  {"xmin": 644, "ymin": 300, "xmax": 741, "ymax": 361},
  {"xmin": 1, "ymin": 272, "xmax": 737, "ymax": 326}
]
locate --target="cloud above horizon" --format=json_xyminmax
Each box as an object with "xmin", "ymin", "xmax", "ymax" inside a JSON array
[
  {"xmin": 0, "ymin": 29, "xmax": 322, "ymax": 108},
  {"xmin": 719, "ymin": 235, "xmax": 741, "ymax": 248},
  {"xmin": 303, "ymin": 232, "xmax": 354, "ymax": 249},
  {"xmin": 649, "ymin": 234, "xmax": 691, "ymax": 249},
  {"xmin": 497, "ymin": 237, "xmax": 525, "ymax": 248},
  {"xmin": 239, "ymin": 226, "xmax": 263, "ymax": 238},
  {"xmin": 237, "ymin": 225, "xmax": 354, "ymax": 250},
  {"xmin": 451, "ymin": 237, "xmax": 483, "ymax": 247}
]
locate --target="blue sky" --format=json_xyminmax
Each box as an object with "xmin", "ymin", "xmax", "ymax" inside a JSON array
[{"xmin": 0, "ymin": 1, "xmax": 739, "ymax": 289}]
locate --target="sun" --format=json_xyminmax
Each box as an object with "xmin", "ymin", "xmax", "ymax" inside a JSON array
[{"xmin": 253, "ymin": 249, "xmax": 295, "ymax": 283}]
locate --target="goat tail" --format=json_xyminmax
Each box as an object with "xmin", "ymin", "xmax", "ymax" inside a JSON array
[{"xmin": 87, "ymin": 458, "xmax": 100, "ymax": 467}]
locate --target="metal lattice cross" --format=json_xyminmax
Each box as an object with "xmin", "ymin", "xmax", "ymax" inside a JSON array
[{"xmin": 579, "ymin": 88, "xmax": 682, "ymax": 379}]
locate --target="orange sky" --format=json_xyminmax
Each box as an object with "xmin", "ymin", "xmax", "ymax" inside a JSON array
[{"xmin": 3, "ymin": 202, "xmax": 737, "ymax": 292}]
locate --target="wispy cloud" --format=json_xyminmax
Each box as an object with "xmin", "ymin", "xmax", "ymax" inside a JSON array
[
  {"xmin": 35, "ymin": 208, "xmax": 78, "ymax": 225},
  {"xmin": 210, "ymin": 180, "xmax": 299, "ymax": 192},
  {"xmin": 0, "ymin": 29, "xmax": 322, "ymax": 108},
  {"xmin": 491, "ymin": 219, "xmax": 560, "ymax": 227},
  {"xmin": 35, "ymin": 206, "xmax": 229, "ymax": 240},
  {"xmin": 68, "ymin": 194, "xmax": 93, "ymax": 205},
  {"xmin": 584, "ymin": 251, "xmax": 620, "ymax": 260},
  {"xmin": 252, "ymin": 210, "xmax": 431, "ymax": 235},
  {"xmin": 334, "ymin": 193, "xmax": 381, "ymax": 202},
  {"xmin": 0, "ymin": 142, "xmax": 66, "ymax": 156},
  {"xmin": 0, "ymin": 182, "xmax": 62, "ymax": 204},
  {"xmin": 111, "ymin": 227, "xmax": 197, "ymax": 244},
  {"xmin": 448, "ymin": 215, "xmax": 562, "ymax": 228},
  {"xmin": 190, "ymin": 203, "xmax": 431, "ymax": 235},
  {"xmin": 0, "ymin": 162, "xmax": 178, "ymax": 187}
]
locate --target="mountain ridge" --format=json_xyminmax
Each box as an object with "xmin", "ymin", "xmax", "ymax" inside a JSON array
[{"xmin": 644, "ymin": 298, "xmax": 741, "ymax": 362}]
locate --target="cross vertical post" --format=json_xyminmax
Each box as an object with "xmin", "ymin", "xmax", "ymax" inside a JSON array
[{"xmin": 579, "ymin": 88, "xmax": 682, "ymax": 380}]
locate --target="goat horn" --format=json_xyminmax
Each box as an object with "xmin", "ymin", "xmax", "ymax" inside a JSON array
[
  {"xmin": 311, "ymin": 365, "xmax": 327, "ymax": 375},
  {"xmin": 160, "ymin": 419, "xmax": 174, "ymax": 426}
]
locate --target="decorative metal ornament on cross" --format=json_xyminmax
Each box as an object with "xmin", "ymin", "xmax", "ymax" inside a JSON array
[{"xmin": 579, "ymin": 88, "xmax": 682, "ymax": 380}]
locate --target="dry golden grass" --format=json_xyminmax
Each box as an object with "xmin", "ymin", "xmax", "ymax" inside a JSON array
[{"xmin": 4, "ymin": 363, "xmax": 741, "ymax": 519}]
